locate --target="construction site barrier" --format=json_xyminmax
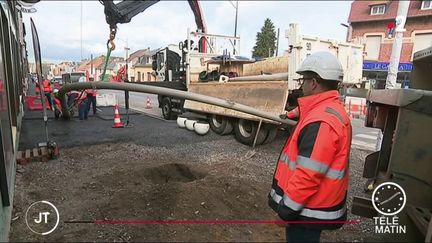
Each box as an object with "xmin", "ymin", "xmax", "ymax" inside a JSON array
[
  {"xmin": 24, "ymin": 95, "xmax": 50, "ymax": 111},
  {"xmin": 96, "ymin": 93, "xmax": 117, "ymax": 107},
  {"xmin": 344, "ymin": 96, "xmax": 367, "ymax": 119}
]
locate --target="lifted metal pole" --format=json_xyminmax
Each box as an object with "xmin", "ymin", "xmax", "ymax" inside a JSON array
[
  {"xmin": 252, "ymin": 119, "xmax": 263, "ymax": 148},
  {"xmin": 58, "ymin": 81, "xmax": 297, "ymax": 126},
  {"xmin": 30, "ymin": 18, "xmax": 49, "ymax": 143}
]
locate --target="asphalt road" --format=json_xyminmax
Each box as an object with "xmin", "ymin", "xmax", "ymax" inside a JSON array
[
  {"xmin": 99, "ymin": 89, "xmax": 380, "ymax": 151},
  {"xmin": 351, "ymin": 118, "xmax": 380, "ymax": 151}
]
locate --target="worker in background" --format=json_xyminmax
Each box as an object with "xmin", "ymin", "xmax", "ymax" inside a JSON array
[
  {"xmin": 67, "ymin": 89, "xmax": 81, "ymax": 107},
  {"xmin": 77, "ymin": 89, "xmax": 89, "ymax": 120},
  {"xmin": 52, "ymin": 89, "xmax": 62, "ymax": 119},
  {"xmin": 268, "ymin": 52, "xmax": 352, "ymax": 243},
  {"xmin": 86, "ymin": 76, "xmax": 97, "ymax": 115},
  {"xmin": 35, "ymin": 77, "xmax": 40, "ymax": 95},
  {"xmin": 42, "ymin": 75, "xmax": 54, "ymax": 111}
]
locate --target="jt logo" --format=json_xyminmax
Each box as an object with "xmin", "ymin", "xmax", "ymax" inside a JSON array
[
  {"xmin": 25, "ymin": 201, "xmax": 60, "ymax": 235},
  {"xmin": 34, "ymin": 212, "xmax": 51, "ymax": 224}
]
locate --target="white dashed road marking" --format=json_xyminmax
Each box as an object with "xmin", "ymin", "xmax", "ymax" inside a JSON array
[{"xmin": 354, "ymin": 134, "xmax": 377, "ymax": 140}]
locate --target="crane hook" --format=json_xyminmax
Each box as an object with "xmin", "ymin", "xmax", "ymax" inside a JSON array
[{"xmin": 107, "ymin": 27, "xmax": 117, "ymax": 50}]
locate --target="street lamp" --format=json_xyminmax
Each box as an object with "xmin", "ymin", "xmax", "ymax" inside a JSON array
[
  {"xmin": 229, "ymin": 0, "xmax": 239, "ymax": 54},
  {"xmin": 340, "ymin": 23, "xmax": 351, "ymax": 42},
  {"xmin": 116, "ymin": 37, "xmax": 132, "ymax": 126}
]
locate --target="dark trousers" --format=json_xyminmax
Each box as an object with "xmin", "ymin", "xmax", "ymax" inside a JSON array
[
  {"xmin": 78, "ymin": 99, "xmax": 89, "ymax": 120},
  {"xmin": 86, "ymin": 95, "xmax": 97, "ymax": 114},
  {"xmin": 68, "ymin": 93, "xmax": 78, "ymax": 107},
  {"xmin": 286, "ymin": 225, "xmax": 322, "ymax": 243},
  {"xmin": 45, "ymin": 93, "xmax": 53, "ymax": 110}
]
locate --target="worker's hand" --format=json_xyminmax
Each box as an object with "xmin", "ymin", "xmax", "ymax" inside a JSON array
[{"xmin": 279, "ymin": 113, "xmax": 288, "ymax": 119}]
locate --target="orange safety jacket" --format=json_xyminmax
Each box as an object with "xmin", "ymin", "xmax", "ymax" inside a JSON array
[
  {"xmin": 43, "ymin": 79, "xmax": 52, "ymax": 93},
  {"xmin": 35, "ymin": 82, "xmax": 40, "ymax": 93},
  {"xmin": 268, "ymin": 90, "xmax": 352, "ymax": 230},
  {"xmin": 86, "ymin": 89, "xmax": 97, "ymax": 97}
]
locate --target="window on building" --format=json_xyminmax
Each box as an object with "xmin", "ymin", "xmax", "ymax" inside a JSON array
[
  {"xmin": 365, "ymin": 35, "xmax": 382, "ymax": 61},
  {"xmin": 137, "ymin": 71, "xmax": 141, "ymax": 81},
  {"xmin": 412, "ymin": 33, "xmax": 432, "ymax": 59},
  {"xmin": 370, "ymin": 5, "xmax": 386, "ymax": 15},
  {"xmin": 421, "ymin": 0, "xmax": 432, "ymax": 10}
]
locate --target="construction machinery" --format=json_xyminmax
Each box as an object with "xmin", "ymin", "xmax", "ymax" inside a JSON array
[
  {"xmin": 152, "ymin": 23, "xmax": 364, "ymax": 146},
  {"xmin": 351, "ymin": 46, "xmax": 432, "ymax": 242}
]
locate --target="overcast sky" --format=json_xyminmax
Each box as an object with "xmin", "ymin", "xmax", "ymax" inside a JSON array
[{"xmin": 23, "ymin": 1, "xmax": 353, "ymax": 64}]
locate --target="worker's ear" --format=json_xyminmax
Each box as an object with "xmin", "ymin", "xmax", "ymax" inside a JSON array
[{"xmin": 311, "ymin": 78, "xmax": 319, "ymax": 90}]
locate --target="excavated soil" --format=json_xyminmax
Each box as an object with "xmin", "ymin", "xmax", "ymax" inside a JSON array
[{"xmin": 10, "ymin": 140, "xmax": 375, "ymax": 242}]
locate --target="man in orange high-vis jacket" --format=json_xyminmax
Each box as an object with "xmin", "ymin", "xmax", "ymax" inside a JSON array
[
  {"xmin": 269, "ymin": 52, "xmax": 352, "ymax": 243},
  {"xmin": 77, "ymin": 89, "xmax": 89, "ymax": 120},
  {"xmin": 42, "ymin": 76, "xmax": 54, "ymax": 110},
  {"xmin": 86, "ymin": 76, "xmax": 97, "ymax": 115}
]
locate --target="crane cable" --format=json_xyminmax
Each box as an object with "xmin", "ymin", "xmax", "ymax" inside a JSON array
[{"xmin": 101, "ymin": 28, "xmax": 117, "ymax": 81}]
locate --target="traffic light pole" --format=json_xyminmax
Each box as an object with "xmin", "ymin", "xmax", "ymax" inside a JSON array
[{"xmin": 124, "ymin": 42, "xmax": 131, "ymax": 127}]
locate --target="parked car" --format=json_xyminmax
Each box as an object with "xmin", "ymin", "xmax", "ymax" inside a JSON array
[
  {"xmin": 62, "ymin": 72, "xmax": 86, "ymax": 85},
  {"xmin": 51, "ymin": 76, "xmax": 63, "ymax": 89}
]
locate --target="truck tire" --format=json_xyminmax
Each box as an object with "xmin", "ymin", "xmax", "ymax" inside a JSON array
[
  {"xmin": 208, "ymin": 114, "xmax": 233, "ymax": 135},
  {"xmin": 161, "ymin": 97, "xmax": 176, "ymax": 120},
  {"xmin": 234, "ymin": 119, "xmax": 268, "ymax": 146},
  {"xmin": 262, "ymin": 124, "xmax": 278, "ymax": 144}
]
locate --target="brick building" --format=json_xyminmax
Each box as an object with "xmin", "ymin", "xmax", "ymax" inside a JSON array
[{"xmin": 348, "ymin": 0, "xmax": 432, "ymax": 88}]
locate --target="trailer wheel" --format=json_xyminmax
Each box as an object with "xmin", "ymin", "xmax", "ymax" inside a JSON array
[
  {"xmin": 234, "ymin": 119, "xmax": 268, "ymax": 146},
  {"xmin": 161, "ymin": 97, "xmax": 176, "ymax": 120},
  {"xmin": 208, "ymin": 114, "xmax": 233, "ymax": 135},
  {"xmin": 262, "ymin": 124, "xmax": 278, "ymax": 144}
]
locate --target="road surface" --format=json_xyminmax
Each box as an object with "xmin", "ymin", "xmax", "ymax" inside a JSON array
[{"xmin": 100, "ymin": 90, "xmax": 380, "ymax": 151}]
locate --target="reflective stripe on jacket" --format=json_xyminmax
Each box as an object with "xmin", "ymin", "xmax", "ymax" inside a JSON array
[{"xmin": 268, "ymin": 90, "xmax": 352, "ymax": 230}]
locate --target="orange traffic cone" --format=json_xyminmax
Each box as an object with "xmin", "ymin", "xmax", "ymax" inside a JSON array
[
  {"xmin": 146, "ymin": 96, "xmax": 151, "ymax": 109},
  {"xmin": 112, "ymin": 104, "xmax": 124, "ymax": 128}
]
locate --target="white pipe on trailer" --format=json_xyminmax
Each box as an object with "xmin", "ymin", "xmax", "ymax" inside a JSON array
[
  {"xmin": 58, "ymin": 81, "xmax": 297, "ymax": 126},
  {"xmin": 228, "ymin": 72, "xmax": 288, "ymax": 82}
]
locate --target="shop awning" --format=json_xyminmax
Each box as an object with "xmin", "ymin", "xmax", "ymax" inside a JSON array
[{"xmin": 363, "ymin": 62, "xmax": 413, "ymax": 72}]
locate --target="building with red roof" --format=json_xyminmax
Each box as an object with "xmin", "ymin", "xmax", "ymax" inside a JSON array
[{"xmin": 347, "ymin": 0, "xmax": 432, "ymax": 88}]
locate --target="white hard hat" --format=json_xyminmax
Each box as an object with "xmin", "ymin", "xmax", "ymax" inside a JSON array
[
  {"xmin": 53, "ymin": 89, "xmax": 59, "ymax": 93},
  {"xmin": 296, "ymin": 52, "xmax": 344, "ymax": 82}
]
